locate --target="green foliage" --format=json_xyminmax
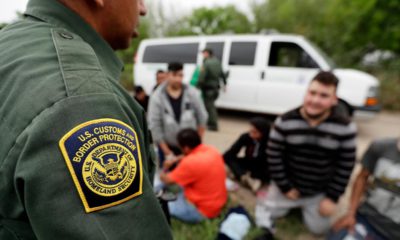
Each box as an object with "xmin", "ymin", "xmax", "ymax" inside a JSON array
[
  {"xmin": 167, "ymin": 6, "xmax": 252, "ymax": 36},
  {"xmin": 253, "ymin": 0, "xmax": 400, "ymax": 67},
  {"xmin": 116, "ymin": 20, "xmax": 150, "ymax": 90}
]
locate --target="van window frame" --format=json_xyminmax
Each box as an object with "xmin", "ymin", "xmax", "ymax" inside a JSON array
[
  {"xmin": 142, "ymin": 43, "xmax": 199, "ymax": 64},
  {"xmin": 268, "ymin": 41, "xmax": 320, "ymax": 69}
]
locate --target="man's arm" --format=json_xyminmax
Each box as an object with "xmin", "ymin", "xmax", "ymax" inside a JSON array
[
  {"xmin": 190, "ymin": 87, "xmax": 208, "ymax": 136},
  {"xmin": 224, "ymin": 133, "xmax": 247, "ymax": 159},
  {"xmin": 14, "ymin": 95, "xmax": 171, "ymax": 238},
  {"xmin": 333, "ymin": 168, "xmax": 370, "ymax": 231},
  {"xmin": 267, "ymin": 117, "xmax": 293, "ymax": 194},
  {"xmin": 147, "ymin": 94, "xmax": 171, "ymax": 155},
  {"xmin": 333, "ymin": 140, "xmax": 381, "ymax": 231},
  {"xmin": 160, "ymin": 171, "xmax": 176, "ymax": 185},
  {"xmin": 325, "ymin": 122, "xmax": 357, "ymax": 202}
]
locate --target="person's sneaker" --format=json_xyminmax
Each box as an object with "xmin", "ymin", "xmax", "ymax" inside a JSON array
[
  {"xmin": 247, "ymin": 177, "xmax": 262, "ymax": 193},
  {"xmin": 241, "ymin": 173, "xmax": 261, "ymax": 193},
  {"xmin": 254, "ymin": 228, "xmax": 274, "ymax": 240}
]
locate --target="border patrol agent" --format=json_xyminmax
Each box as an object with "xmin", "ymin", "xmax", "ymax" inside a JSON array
[
  {"xmin": 0, "ymin": 0, "xmax": 172, "ymax": 239},
  {"xmin": 197, "ymin": 48, "xmax": 227, "ymax": 131}
]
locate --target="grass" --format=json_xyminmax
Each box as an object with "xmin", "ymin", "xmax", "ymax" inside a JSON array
[{"xmin": 171, "ymin": 198, "xmax": 308, "ymax": 240}]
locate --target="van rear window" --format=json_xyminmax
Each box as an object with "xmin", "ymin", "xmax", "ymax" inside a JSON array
[{"xmin": 142, "ymin": 43, "xmax": 199, "ymax": 64}]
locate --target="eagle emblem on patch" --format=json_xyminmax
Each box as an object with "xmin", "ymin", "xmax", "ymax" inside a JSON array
[{"xmin": 59, "ymin": 118, "xmax": 143, "ymax": 213}]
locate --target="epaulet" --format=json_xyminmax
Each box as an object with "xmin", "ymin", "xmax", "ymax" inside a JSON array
[{"xmin": 51, "ymin": 28, "xmax": 110, "ymax": 97}]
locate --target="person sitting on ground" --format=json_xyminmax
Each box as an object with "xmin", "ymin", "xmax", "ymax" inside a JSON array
[
  {"xmin": 160, "ymin": 128, "xmax": 228, "ymax": 223},
  {"xmin": 329, "ymin": 137, "xmax": 400, "ymax": 240},
  {"xmin": 255, "ymin": 71, "xmax": 357, "ymax": 239},
  {"xmin": 134, "ymin": 85, "xmax": 149, "ymax": 112},
  {"xmin": 224, "ymin": 117, "xmax": 271, "ymax": 192}
]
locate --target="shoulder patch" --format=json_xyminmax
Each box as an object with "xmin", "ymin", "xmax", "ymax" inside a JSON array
[{"xmin": 59, "ymin": 118, "xmax": 143, "ymax": 213}]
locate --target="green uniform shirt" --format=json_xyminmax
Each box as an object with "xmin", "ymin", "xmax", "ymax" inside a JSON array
[
  {"xmin": 198, "ymin": 57, "xmax": 226, "ymax": 90},
  {"xmin": 0, "ymin": 0, "xmax": 172, "ymax": 239}
]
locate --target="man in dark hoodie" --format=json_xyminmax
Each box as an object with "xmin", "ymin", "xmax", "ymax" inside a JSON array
[{"xmin": 224, "ymin": 117, "xmax": 271, "ymax": 192}]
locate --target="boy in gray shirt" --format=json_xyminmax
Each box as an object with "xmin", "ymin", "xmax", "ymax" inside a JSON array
[{"xmin": 330, "ymin": 137, "xmax": 400, "ymax": 239}]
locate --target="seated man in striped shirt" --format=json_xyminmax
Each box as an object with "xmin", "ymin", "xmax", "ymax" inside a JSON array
[{"xmin": 255, "ymin": 71, "xmax": 357, "ymax": 239}]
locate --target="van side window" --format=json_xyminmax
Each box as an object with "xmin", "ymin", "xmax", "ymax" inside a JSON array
[
  {"xmin": 205, "ymin": 42, "xmax": 224, "ymax": 62},
  {"xmin": 268, "ymin": 42, "xmax": 319, "ymax": 68},
  {"xmin": 229, "ymin": 42, "xmax": 257, "ymax": 66},
  {"xmin": 143, "ymin": 43, "xmax": 199, "ymax": 64}
]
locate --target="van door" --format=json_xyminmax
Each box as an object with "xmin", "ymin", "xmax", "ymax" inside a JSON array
[
  {"xmin": 217, "ymin": 40, "xmax": 261, "ymax": 111},
  {"xmin": 259, "ymin": 41, "xmax": 320, "ymax": 114}
]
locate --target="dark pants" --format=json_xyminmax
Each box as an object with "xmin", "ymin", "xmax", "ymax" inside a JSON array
[
  {"xmin": 224, "ymin": 155, "xmax": 270, "ymax": 184},
  {"xmin": 203, "ymin": 89, "xmax": 219, "ymax": 130}
]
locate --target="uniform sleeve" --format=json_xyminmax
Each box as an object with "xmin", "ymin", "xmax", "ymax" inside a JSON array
[
  {"xmin": 168, "ymin": 158, "xmax": 197, "ymax": 187},
  {"xmin": 326, "ymin": 122, "xmax": 357, "ymax": 202},
  {"xmin": 14, "ymin": 94, "xmax": 171, "ymax": 239},
  {"xmin": 147, "ymin": 92, "xmax": 165, "ymax": 144},
  {"xmin": 267, "ymin": 117, "xmax": 292, "ymax": 193},
  {"xmin": 189, "ymin": 88, "xmax": 208, "ymax": 127},
  {"xmin": 361, "ymin": 140, "xmax": 381, "ymax": 173}
]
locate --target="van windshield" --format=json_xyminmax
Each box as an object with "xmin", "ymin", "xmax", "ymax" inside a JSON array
[{"xmin": 306, "ymin": 40, "xmax": 336, "ymax": 69}]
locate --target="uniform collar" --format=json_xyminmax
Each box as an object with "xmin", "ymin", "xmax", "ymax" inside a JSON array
[{"xmin": 24, "ymin": 0, "xmax": 123, "ymax": 80}]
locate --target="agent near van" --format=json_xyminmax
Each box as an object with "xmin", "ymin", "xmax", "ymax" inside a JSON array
[
  {"xmin": 197, "ymin": 48, "xmax": 227, "ymax": 131},
  {"xmin": 0, "ymin": 0, "xmax": 172, "ymax": 239}
]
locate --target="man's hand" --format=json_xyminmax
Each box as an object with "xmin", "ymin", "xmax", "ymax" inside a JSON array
[
  {"xmin": 285, "ymin": 188, "xmax": 300, "ymax": 200},
  {"xmin": 162, "ymin": 155, "xmax": 182, "ymax": 171},
  {"xmin": 333, "ymin": 213, "xmax": 356, "ymax": 233},
  {"xmin": 318, "ymin": 197, "xmax": 337, "ymax": 217}
]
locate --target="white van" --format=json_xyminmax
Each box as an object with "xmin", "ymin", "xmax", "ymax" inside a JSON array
[{"xmin": 134, "ymin": 34, "xmax": 380, "ymax": 116}]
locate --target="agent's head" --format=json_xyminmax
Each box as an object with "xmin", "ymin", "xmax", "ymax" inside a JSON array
[
  {"xmin": 303, "ymin": 71, "xmax": 339, "ymax": 119},
  {"xmin": 167, "ymin": 62, "xmax": 184, "ymax": 90},
  {"xmin": 59, "ymin": 0, "xmax": 147, "ymax": 50},
  {"xmin": 177, "ymin": 129, "xmax": 201, "ymax": 155},
  {"xmin": 201, "ymin": 48, "xmax": 213, "ymax": 59}
]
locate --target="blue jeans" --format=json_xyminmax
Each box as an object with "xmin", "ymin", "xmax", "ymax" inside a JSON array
[
  {"xmin": 327, "ymin": 214, "xmax": 387, "ymax": 240},
  {"xmin": 168, "ymin": 192, "xmax": 205, "ymax": 223}
]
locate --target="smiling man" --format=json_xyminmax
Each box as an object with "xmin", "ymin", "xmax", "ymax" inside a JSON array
[
  {"xmin": 0, "ymin": 0, "xmax": 172, "ymax": 239},
  {"xmin": 255, "ymin": 71, "xmax": 357, "ymax": 239}
]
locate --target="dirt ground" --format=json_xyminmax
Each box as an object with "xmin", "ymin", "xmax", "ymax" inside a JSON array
[{"xmin": 203, "ymin": 110, "xmax": 400, "ymax": 239}]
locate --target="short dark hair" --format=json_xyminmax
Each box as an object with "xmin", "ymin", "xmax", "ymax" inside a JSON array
[
  {"xmin": 250, "ymin": 117, "xmax": 271, "ymax": 137},
  {"xmin": 156, "ymin": 69, "xmax": 165, "ymax": 75},
  {"xmin": 168, "ymin": 62, "xmax": 183, "ymax": 72},
  {"xmin": 135, "ymin": 85, "xmax": 145, "ymax": 94},
  {"xmin": 202, "ymin": 48, "xmax": 213, "ymax": 56},
  {"xmin": 177, "ymin": 128, "xmax": 201, "ymax": 149},
  {"xmin": 312, "ymin": 71, "xmax": 339, "ymax": 88}
]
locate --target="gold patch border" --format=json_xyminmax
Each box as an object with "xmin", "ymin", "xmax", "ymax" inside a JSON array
[{"xmin": 59, "ymin": 118, "xmax": 143, "ymax": 213}]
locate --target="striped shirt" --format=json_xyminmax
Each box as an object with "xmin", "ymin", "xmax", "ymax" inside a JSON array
[{"xmin": 267, "ymin": 108, "xmax": 357, "ymax": 202}]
